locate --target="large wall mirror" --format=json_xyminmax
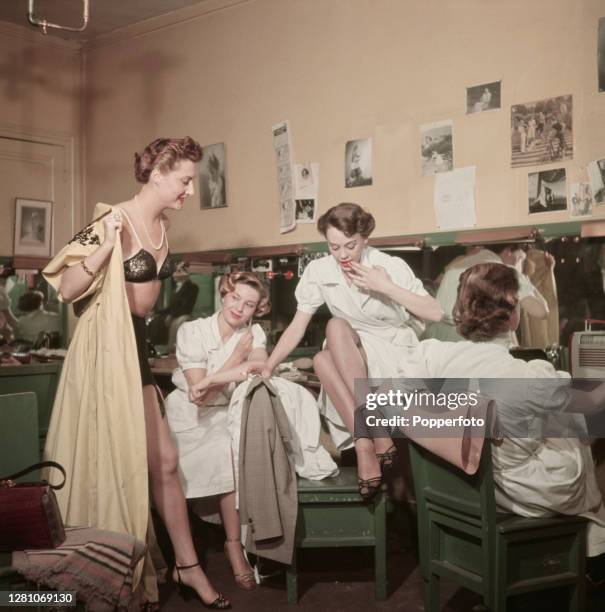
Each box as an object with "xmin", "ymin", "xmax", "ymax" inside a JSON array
[
  {"xmin": 147, "ymin": 233, "xmax": 605, "ymax": 373},
  {"xmin": 0, "ymin": 263, "xmax": 66, "ymax": 361},
  {"xmin": 4, "ymin": 232, "xmax": 604, "ymax": 374}
]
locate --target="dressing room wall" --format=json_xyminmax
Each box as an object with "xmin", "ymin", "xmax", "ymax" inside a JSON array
[
  {"xmin": 2, "ymin": 0, "xmax": 604, "ymax": 255},
  {"xmin": 83, "ymin": 0, "xmax": 605, "ymax": 251},
  {"xmin": 0, "ymin": 23, "xmax": 82, "ymax": 255}
]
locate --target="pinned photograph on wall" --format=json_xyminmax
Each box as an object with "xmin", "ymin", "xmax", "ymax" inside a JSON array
[
  {"xmin": 199, "ymin": 142, "xmax": 227, "ymax": 209},
  {"xmin": 528, "ymin": 169, "xmax": 567, "ymax": 214},
  {"xmin": 272, "ymin": 120, "xmax": 296, "ymax": 233},
  {"xmin": 511, "ymin": 95, "xmax": 573, "ymax": 168},
  {"xmin": 295, "ymin": 199, "xmax": 316, "ymax": 223},
  {"xmin": 587, "ymin": 158, "xmax": 605, "ymax": 204},
  {"xmin": 599, "ymin": 17, "xmax": 605, "ymax": 92},
  {"xmin": 294, "ymin": 163, "xmax": 319, "ymax": 199},
  {"xmin": 13, "ymin": 198, "xmax": 53, "ymax": 257},
  {"xmin": 570, "ymin": 182, "xmax": 593, "ymax": 218},
  {"xmin": 420, "ymin": 120, "xmax": 453, "ymax": 176},
  {"xmin": 345, "ymin": 138, "xmax": 372, "ymax": 187},
  {"xmin": 466, "ymin": 80, "xmax": 501, "ymax": 114}
]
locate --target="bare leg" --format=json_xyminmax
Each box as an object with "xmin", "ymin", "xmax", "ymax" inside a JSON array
[
  {"xmin": 321, "ymin": 318, "xmax": 395, "ymax": 456},
  {"xmin": 142, "ymin": 385, "xmax": 225, "ymax": 605},
  {"xmin": 219, "ymin": 492, "xmax": 255, "ymax": 588}
]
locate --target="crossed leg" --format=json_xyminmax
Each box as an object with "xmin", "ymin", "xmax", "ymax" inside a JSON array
[{"xmin": 313, "ymin": 318, "xmax": 394, "ymax": 484}]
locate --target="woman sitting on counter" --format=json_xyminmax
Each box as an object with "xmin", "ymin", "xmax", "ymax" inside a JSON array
[{"xmin": 259, "ymin": 202, "xmax": 443, "ymax": 501}]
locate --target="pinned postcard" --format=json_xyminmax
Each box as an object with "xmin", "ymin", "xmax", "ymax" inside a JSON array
[
  {"xmin": 421, "ymin": 120, "xmax": 453, "ymax": 176},
  {"xmin": 587, "ymin": 158, "xmax": 605, "ymax": 205},
  {"xmin": 294, "ymin": 163, "xmax": 319, "ymax": 199},
  {"xmin": 433, "ymin": 166, "xmax": 476, "ymax": 230},
  {"xmin": 570, "ymin": 182, "xmax": 593, "ymax": 218},
  {"xmin": 272, "ymin": 120, "xmax": 296, "ymax": 233}
]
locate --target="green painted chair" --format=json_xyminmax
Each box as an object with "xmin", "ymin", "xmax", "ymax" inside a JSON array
[
  {"xmin": 409, "ymin": 440, "xmax": 587, "ymax": 612},
  {"xmin": 286, "ymin": 466, "xmax": 387, "ymax": 603},
  {"xmin": 0, "ymin": 392, "xmax": 40, "ymax": 589},
  {"xmin": 0, "ymin": 363, "xmax": 62, "ymax": 454}
]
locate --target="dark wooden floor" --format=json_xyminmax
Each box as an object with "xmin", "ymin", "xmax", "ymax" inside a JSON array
[{"xmin": 155, "ymin": 510, "xmax": 605, "ymax": 612}]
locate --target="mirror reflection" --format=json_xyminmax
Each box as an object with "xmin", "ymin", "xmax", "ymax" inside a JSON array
[
  {"xmin": 3, "ymin": 234, "xmax": 605, "ymax": 373},
  {"xmin": 0, "ymin": 265, "xmax": 64, "ymax": 362}
]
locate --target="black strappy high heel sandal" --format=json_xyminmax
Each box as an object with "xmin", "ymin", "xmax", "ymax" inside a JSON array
[
  {"xmin": 357, "ymin": 476, "xmax": 383, "ymax": 503},
  {"xmin": 376, "ymin": 444, "xmax": 398, "ymax": 473},
  {"xmin": 174, "ymin": 562, "xmax": 232, "ymax": 609}
]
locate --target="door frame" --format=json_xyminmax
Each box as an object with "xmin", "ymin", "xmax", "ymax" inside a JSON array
[{"xmin": 0, "ymin": 122, "xmax": 81, "ymax": 239}]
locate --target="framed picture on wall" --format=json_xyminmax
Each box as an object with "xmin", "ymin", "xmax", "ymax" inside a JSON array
[
  {"xmin": 13, "ymin": 198, "xmax": 53, "ymax": 257},
  {"xmin": 199, "ymin": 142, "xmax": 227, "ymax": 209}
]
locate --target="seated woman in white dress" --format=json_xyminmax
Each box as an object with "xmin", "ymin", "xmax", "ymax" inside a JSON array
[
  {"xmin": 408, "ymin": 262, "xmax": 605, "ymax": 584},
  {"xmin": 165, "ymin": 272, "xmax": 270, "ymax": 591},
  {"xmin": 167, "ymin": 272, "xmax": 337, "ymax": 589},
  {"xmin": 261, "ymin": 203, "xmax": 443, "ymax": 501}
]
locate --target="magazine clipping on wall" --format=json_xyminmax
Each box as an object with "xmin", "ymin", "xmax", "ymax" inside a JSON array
[
  {"xmin": 569, "ymin": 182, "xmax": 593, "ymax": 218},
  {"xmin": 344, "ymin": 138, "xmax": 373, "ymax": 187},
  {"xmin": 511, "ymin": 95, "xmax": 573, "ymax": 168},
  {"xmin": 587, "ymin": 158, "xmax": 605, "ymax": 205},
  {"xmin": 420, "ymin": 120, "xmax": 453, "ymax": 176},
  {"xmin": 294, "ymin": 162, "xmax": 319, "ymax": 223},
  {"xmin": 199, "ymin": 142, "xmax": 227, "ymax": 209},
  {"xmin": 528, "ymin": 169, "xmax": 568, "ymax": 214},
  {"xmin": 466, "ymin": 80, "xmax": 501, "ymax": 114},
  {"xmin": 272, "ymin": 120, "xmax": 296, "ymax": 234}
]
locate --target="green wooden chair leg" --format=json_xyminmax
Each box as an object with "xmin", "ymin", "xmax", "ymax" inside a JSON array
[
  {"xmin": 286, "ymin": 550, "xmax": 298, "ymax": 604},
  {"xmin": 570, "ymin": 530, "xmax": 586, "ymax": 612},
  {"xmin": 374, "ymin": 494, "xmax": 387, "ymax": 600},
  {"xmin": 426, "ymin": 573, "xmax": 440, "ymax": 612}
]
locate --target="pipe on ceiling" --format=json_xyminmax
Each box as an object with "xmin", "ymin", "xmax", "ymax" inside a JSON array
[{"xmin": 27, "ymin": 0, "xmax": 89, "ymax": 34}]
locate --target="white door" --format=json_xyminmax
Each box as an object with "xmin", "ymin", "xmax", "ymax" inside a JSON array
[{"xmin": 0, "ymin": 136, "xmax": 74, "ymax": 258}]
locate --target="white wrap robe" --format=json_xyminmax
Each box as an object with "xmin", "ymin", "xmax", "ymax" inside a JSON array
[{"xmin": 295, "ymin": 247, "xmax": 429, "ymax": 448}]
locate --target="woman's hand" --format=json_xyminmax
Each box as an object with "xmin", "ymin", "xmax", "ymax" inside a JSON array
[
  {"xmin": 188, "ymin": 377, "xmax": 211, "ymax": 404},
  {"xmin": 240, "ymin": 360, "xmax": 266, "ymax": 378},
  {"xmin": 102, "ymin": 210, "xmax": 123, "ymax": 247},
  {"xmin": 544, "ymin": 252, "xmax": 555, "ymax": 270},
  {"xmin": 347, "ymin": 262, "xmax": 393, "ymax": 295}
]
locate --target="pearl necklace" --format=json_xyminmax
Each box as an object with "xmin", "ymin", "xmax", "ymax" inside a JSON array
[{"xmin": 135, "ymin": 195, "xmax": 165, "ymax": 251}]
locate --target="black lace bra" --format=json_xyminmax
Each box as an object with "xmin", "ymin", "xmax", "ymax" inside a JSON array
[
  {"xmin": 123, "ymin": 249, "xmax": 175, "ymax": 282},
  {"xmin": 120, "ymin": 207, "xmax": 176, "ymax": 283}
]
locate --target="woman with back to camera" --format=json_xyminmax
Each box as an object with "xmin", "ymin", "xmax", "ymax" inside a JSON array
[
  {"xmin": 407, "ymin": 262, "xmax": 605, "ymax": 584},
  {"xmin": 260, "ymin": 203, "xmax": 442, "ymax": 500},
  {"xmin": 42, "ymin": 137, "xmax": 231, "ymax": 609}
]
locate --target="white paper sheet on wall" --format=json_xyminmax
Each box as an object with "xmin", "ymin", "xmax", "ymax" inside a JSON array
[
  {"xmin": 433, "ymin": 166, "xmax": 477, "ymax": 230},
  {"xmin": 272, "ymin": 120, "xmax": 296, "ymax": 233}
]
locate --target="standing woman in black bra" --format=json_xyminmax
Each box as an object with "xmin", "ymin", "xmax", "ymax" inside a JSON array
[{"xmin": 42, "ymin": 137, "xmax": 230, "ymax": 609}]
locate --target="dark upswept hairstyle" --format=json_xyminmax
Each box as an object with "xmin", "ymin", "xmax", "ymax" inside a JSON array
[
  {"xmin": 218, "ymin": 271, "xmax": 271, "ymax": 317},
  {"xmin": 317, "ymin": 202, "xmax": 375, "ymax": 238},
  {"xmin": 134, "ymin": 137, "xmax": 203, "ymax": 183},
  {"xmin": 453, "ymin": 263, "xmax": 519, "ymax": 342}
]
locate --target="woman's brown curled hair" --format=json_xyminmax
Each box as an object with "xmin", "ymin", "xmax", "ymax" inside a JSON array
[
  {"xmin": 453, "ymin": 263, "xmax": 519, "ymax": 342},
  {"xmin": 134, "ymin": 137, "xmax": 203, "ymax": 184},
  {"xmin": 317, "ymin": 203, "xmax": 375, "ymax": 238},
  {"xmin": 218, "ymin": 271, "xmax": 271, "ymax": 317}
]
